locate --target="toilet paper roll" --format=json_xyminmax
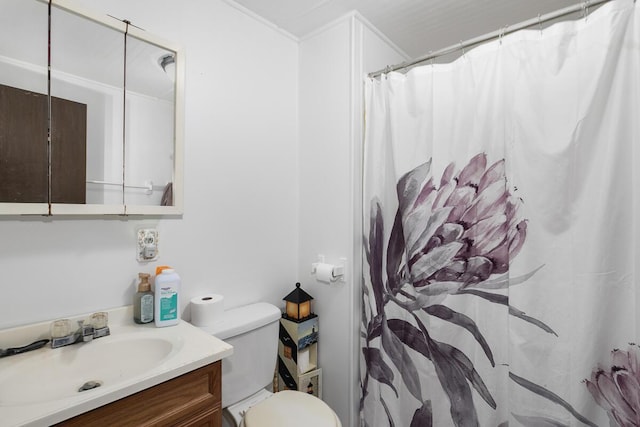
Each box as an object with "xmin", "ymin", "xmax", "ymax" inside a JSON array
[
  {"xmin": 315, "ymin": 263, "xmax": 335, "ymax": 284},
  {"xmin": 190, "ymin": 294, "xmax": 224, "ymax": 327},
  {"xmin": 298, "ymin": 347, "xmax": 310, "ymax": 373}
]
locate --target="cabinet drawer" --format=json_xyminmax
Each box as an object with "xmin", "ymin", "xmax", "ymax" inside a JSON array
[
  {"xmin": 57, "ymin": 361, "xmax": 221, "ymax": 427},
  {"xmin": 174, "ymin": 407, "xmax": 221, "ymax": 427}
]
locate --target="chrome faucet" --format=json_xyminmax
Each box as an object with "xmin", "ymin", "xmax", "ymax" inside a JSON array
[
  {"xmin": 78, "ymin": 320, "xmax": 94, "ymax": 343},
  {"xmin": 50, "ymin": 312, "xmax": 110, "ymax": 349}
]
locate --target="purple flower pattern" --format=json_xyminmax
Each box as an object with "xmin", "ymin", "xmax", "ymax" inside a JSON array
[
  {"xmin": 363, "ymin": 153, "xmax": 637, "ymax": 426},
  {"xmin": 361, "ymin": 153, "xmax": 606, "ymax": 426},
  {"xmin": 586, "ymin": 345, "xmax": 640, "ymax": 426},
  {"xmin": 362, "ymin": 153, "xmax": 561, "ymax": 426},
  {"xmin": 398, "ymin": 153, "xmax": 527, "ymax": 293}
]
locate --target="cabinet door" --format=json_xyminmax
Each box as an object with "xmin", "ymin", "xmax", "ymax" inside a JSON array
[
  {"xmin": 0, "ymin": 0, "xmax": 48, "ymax": 214},
  {"xmin": 49, "ymin": 3, "xmax": 124, "ymax": 212},
  {"xmin": 56, "ymin": 362, "xmax": 222, "ymax": 427}
]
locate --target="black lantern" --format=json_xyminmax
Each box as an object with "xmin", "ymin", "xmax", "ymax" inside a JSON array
[{"xmin": 283, "ymin": 282, "xmax": 315, "ymax": 322}]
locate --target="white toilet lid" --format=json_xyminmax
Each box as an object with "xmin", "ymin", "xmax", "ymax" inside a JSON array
[{"xmin": 243, "ymin": 391, "xmax": 341, "ymax": 427}]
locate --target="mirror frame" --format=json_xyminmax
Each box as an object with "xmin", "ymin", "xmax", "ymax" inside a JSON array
[{"xmin": 0, "ymin": 0, "xmax": 184, "ymax": 216}]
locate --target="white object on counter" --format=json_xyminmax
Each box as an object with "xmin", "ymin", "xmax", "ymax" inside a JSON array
[
  {"xmin": 154, "ymin": 269, "xmax": 181, "ymax": 327},
  {"xmin": 190, "ymin": 294, "xmax": 225, "ymax": 327}
]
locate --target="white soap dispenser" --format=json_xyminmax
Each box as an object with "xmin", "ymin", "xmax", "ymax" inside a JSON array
[{"xmin": 154, "ymin": 266, "xmax": 181, "ymax": 327}]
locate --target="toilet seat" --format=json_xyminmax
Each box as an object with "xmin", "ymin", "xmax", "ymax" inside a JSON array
[
  {"xmin": 242, "ymin": 390, "xmax": 341, "ymax": 427},
  {"xmin": 226, "ymin": 389, "xmax": 274, "ymax": 426}
]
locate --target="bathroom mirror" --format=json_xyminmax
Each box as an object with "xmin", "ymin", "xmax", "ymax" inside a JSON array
[
  {"xmin": 0, "ymin": 0, "xmax": 184, "ymax": 216},
  {"xmin": 123, "ymin": 33, "xmax": 178, "ymax": 214},
  {"xmin": 49, "ymin": 3, "xmax": 125, "ymax": 214},
  {"xmin": 0, "ymin": 0, "xmax": 49, "ymax": 214}
]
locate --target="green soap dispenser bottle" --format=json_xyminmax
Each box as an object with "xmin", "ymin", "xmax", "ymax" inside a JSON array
[{"xmin": 134, "ymin": 273, "xmax": 154, "ymax": 324}]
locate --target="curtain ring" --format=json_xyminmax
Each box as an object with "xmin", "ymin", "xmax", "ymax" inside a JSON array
[
  {"xmin": 459, "ymin": 41, "xmax": 465, "ymax": 57},
  {"xmin": 582, "ymin": 0, "xmax": 590, "ymax": 20},
  {"xmin": 538, "ymin": 13, "xmax": 543, "ymax": 36},
  {"xmin": 429, "ymin": 50, "xmax": 434, "ymax": 67},
  {"xmin": 499, "ymin": 25, "xmax": 508, "ymax": 45}
]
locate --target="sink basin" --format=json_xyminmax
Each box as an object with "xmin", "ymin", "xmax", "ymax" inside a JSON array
[{"xmin": 0, "ymin": 333, "xmax": 179, "ymax": 406}]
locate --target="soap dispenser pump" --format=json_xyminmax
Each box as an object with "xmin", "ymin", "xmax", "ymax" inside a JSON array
[{"xmin": 134, "ymin": 273, "xmax": 154, "ymax": 324}]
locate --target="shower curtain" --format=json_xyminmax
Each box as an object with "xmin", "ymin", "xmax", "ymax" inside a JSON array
[{"xmin": 361, "ymin": 1, "xmax": 640, "ymax": 425}]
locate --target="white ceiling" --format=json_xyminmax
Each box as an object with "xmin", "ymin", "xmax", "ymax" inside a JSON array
[{"xmin": 232, "ymin": 0, "xmax": 578, "ymax": 58}]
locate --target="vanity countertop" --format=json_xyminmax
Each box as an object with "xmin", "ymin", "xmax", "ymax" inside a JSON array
[{"xmin": 0, "ymin": 306, "xmax": 233, "ymax": 427}]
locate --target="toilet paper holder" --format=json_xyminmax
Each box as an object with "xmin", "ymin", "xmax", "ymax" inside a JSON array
[{"xmin": 311, "ymin": 255, "xmax": 346, "ymax": 283}]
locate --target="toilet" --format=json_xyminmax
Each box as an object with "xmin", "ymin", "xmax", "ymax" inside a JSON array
[{"xmin": 196, "ymin": 302, "xmax": 342, "ymax": 427}]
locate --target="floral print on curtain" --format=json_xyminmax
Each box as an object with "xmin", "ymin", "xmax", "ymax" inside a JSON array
[
  {"xmin": 362, "ymin": 154, "xmax": 578, "ymax": 426},
  {"xmin": 586, "ymin": 345, "xmax": 640, "ymax": 426},
  {"xmin": 362, "ymin": 154, "xmax": 520, "ymax": 425},
  {"xmin": 361, "ymin": 154, "xmax": 634, "ymax": 426}
]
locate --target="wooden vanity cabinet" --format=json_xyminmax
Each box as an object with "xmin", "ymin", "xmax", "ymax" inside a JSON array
[{"xmin": 56, "ymin": 361, "xmax": 222, "ymax": 427}]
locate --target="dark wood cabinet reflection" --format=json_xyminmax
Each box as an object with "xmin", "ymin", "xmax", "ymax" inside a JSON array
[{"xmin": 0, "ymin": 83, "xmax": 86, "ymax": 204}]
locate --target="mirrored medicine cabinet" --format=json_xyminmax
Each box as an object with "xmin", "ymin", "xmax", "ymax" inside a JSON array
[{"xmin": 0, "ymin": 0, "xmax": 184, "ymax": 216}]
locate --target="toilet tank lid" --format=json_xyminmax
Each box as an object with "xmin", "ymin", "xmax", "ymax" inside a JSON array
[{"xmin": 201, "ymin": 302, "xmax": 281, "ymax": 340}]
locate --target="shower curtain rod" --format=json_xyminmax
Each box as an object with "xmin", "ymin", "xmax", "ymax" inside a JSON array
[{"xmin": 369, "ymin": 0, "xmax": 614, "ymax": 78}]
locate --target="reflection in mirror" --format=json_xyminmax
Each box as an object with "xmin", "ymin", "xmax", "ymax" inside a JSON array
[
  {"xmin": 0, "ymin": 0, "xmax": 183, "ymax": 216},
  {"xmin": 124, "ymin": 34, "xmax": 176, "ymax": 207},
  {"xmin": 0, "ymin": 0, "xmax": 49, "ymax": 205},
  {"xmin": 50, "ymin": 4, "xmax": 124, "ymax": 206}
]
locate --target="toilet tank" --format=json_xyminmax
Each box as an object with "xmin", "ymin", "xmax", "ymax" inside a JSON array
[{"xmin": 205, "ymin": 302, "xmax": 281, "ymax": 407}]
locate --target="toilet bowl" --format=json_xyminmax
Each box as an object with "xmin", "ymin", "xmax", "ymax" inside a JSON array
[
  {"xmin": 225, "ymin": 389, "xmax": 341, "ymax": 427},
  {"xmin": 195, "ymin": 302, "xmax": 341, "ymax": 427},
  {"xmin": 240, "ymin": 390, "xmax": 341, "ymax": 427}
]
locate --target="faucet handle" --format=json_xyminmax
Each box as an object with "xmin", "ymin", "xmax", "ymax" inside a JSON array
[
  {"xmin": 90, "ymin": 312, "xmax": 110, "ymax": 339},
  {"xmin": 89, "ymin": 312, "xmax": 108, "ymax": 329},
  {"xmin": 50, "ymin": 319, "xmax": 72, "ymax": 339},
  {"xmin": 50, "ymin": 319, "xmax": 78, "ymax": 348}
]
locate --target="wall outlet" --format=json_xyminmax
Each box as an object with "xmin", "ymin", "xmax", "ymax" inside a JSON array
[{"xmin": 137, "ymin": 228, "xmax": 159, "ymax": 262}]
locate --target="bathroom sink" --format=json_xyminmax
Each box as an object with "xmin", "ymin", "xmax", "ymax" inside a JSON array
[
  {"xmin": 0, "ymin": 307, "xmax": 233, "ymax": 427},
  {"xmin": 0, "ymin": 333, "xmax": 178, "ymax": 406}
]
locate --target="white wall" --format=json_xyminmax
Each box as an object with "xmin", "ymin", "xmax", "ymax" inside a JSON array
[
  {"xmin": 298, "ymin": 17, "xmax": 351, "ymax": 425},
  {"xmin": 0, "ymin": 0, "xmax": 299, "ymax": 329},
  {"xmin": 297, "ymin": 13, "xmax": 406, "ymax": 426}
]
